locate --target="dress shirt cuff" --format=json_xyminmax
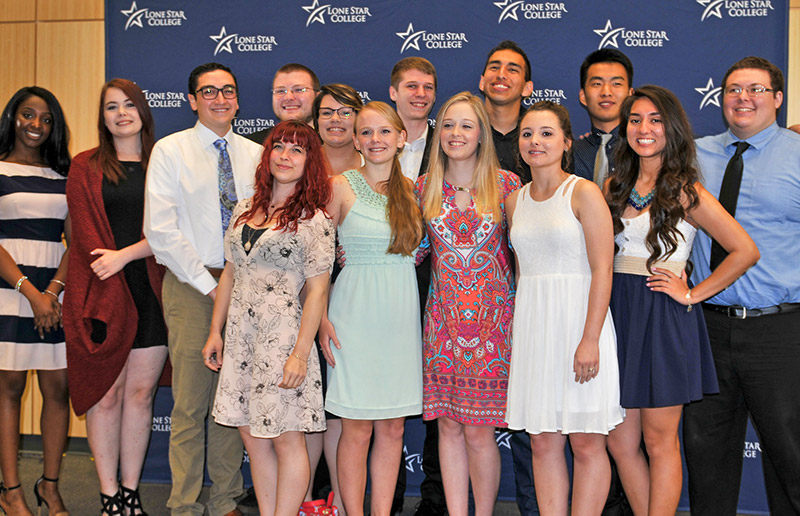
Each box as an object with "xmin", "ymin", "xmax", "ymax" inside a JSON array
[{"xmin": 193, "ymin": 272, "xmax": 219, "ymax": 296}]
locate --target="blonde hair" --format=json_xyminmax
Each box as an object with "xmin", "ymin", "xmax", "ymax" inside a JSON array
[
  {"xmin": 358, "ymin": 101, "xmax": 423, "ymax": 256},
  {"xmin": 421, "ymin": 92, "xmax": 501, "ymax": 221}
]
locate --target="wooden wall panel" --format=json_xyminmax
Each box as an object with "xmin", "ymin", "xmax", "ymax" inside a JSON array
[
  {"xmin": 0, "ymin": 23, "xmax": 36, "ymax": 105},
  {"xmin": 788, "ymin": 7, "xmax": 800, "ymax": 126},
  {"xmin": 26, "ymin": 372, "xmax": 87, "ymax": 437},
  {"xmin": 36, "ymin": 20, "xmax": 105, "ymax": 155},
  {"xmin": 0, "ymin": 0, "xmax": 35, "ymax": 22},
  {"xmin": 37, "ymin": 0, "xmax": 104, "ymax": 21}
]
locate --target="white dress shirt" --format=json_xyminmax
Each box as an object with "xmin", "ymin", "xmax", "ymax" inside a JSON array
[
  {"xmin": 398, "ymin": 131, "xmax": 429, "ymax": 181},
  {"xmin": 144, "ymin": 121, "xmax": 262, "ymax": 295}
]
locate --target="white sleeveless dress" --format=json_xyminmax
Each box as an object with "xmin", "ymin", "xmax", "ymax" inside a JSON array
[{"xmin": 505, "ymin": 176, "xmax": 623, "ymax": 434}]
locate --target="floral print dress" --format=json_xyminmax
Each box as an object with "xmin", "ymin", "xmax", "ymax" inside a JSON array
[{"xmin": 212, "ymin": 200, "xmax": 335, "ymax": 437}]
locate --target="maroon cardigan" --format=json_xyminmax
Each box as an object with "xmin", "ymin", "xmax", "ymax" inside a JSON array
[{"xmin": 63, "ymin": 149, "xmax": 166, "ymax": 415}]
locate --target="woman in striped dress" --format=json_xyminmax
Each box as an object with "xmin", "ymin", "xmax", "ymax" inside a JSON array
[{"xmin": 0, "ymin": 87, "xmax": 71, "ymax": 516}]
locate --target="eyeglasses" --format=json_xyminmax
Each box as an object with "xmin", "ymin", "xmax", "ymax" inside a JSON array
[
  {"xmin": 724, "ymin": 85, "xmax": 774, "ymax": 97},
  {"xmin": 272, "ymin": 86, "xmax": 315, "ymax": 97},
  {"xmin": 195, "ymin": 85, "xmax": 238, "ymax": 100},
  {"xmin": 318, "ymin": 107, "xmax": 355, "ymax": 120}
]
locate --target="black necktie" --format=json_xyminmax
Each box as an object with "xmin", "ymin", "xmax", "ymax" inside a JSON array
[{"xmin": 709, "ymin": 141, "xmax": 750, "ymax": 270}]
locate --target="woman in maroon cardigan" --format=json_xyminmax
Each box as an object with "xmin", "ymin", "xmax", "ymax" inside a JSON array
[{"xmin": 63, "ymin": 79, "xmax": 167, "ymax": 516}]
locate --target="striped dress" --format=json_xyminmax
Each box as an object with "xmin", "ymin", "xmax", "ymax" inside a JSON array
[{"xmin": 0, "ymin": 161, "xmax": 67, "ymax": 370}]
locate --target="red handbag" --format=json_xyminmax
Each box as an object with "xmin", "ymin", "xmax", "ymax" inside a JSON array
[{"xmin": 298, "ymin": 492, "xmax": 338, "ymax": 515}]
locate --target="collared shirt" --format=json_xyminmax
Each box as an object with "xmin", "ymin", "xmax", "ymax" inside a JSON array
[
  {"xmin": 571, "ymin": 126, "xmax": 620, "ymax": 181},
  {"xmin": 399, "ymin": 130, "xmax": 429, "ymax": 181},
  {"xmin": 144, "ymin": 121, "xmax": 262, "ymax": 295},
  {"xmin": 690, "ymin": 122, "xmax": 800, "ymax": 308},
  {"xmin": 492, "ymin": 124, "xmax": 531, "ymax": 185}
]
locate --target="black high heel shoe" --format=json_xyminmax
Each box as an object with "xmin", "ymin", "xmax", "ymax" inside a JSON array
[
  {"xmin": 33, "ymin": 476, "xmax": 69, "ymax": 516},
  {"xmin": 100, "ymin": 491, "xmax": 124, "ymax": 516},
  {"xmin": 0, "ymin": 482, "xmax": 23, "ymax": 515},
  {"xmin": 119, "ymin": 486, "xmax": 147, "ymax": 516}
]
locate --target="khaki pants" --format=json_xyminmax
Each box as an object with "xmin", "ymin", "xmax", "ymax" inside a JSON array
[{"xmin": 162, "ymin": 270, "xmax": 243, "ymax": 515}]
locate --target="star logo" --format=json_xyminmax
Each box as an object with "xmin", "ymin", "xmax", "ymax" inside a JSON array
[
  {"xmin": 403, "ymin": 446, "xmax": 422, "ymax": 473},
  {"xmin": 495, "ymin": 431, "xmax": 512, "ymax": 450},
  {"xmin": 396, "ymin": 22, "xmax": 426, "ymax": 54},
  {"xmin": 697, "ymin": 0, "xmax": 724, "ymax": 21},
  {"xmin": 593, "ymin": 19, "xmax": 625, "ymax": 50},
  {"xmin": 210, "ymin": 26, "xmax": 238, "ymax": 56},
  {"xmin": 302, "ymin": 0, "xmax": 331, "ymax": 26},
  {"xmin": 695, "ymin": 78, "xmax": 722, "ymax": 110},
  {"xmin": 121, "ymin": 1, "xmax": 148, "ymax": 30},
  {"xmin": 494, "ymin": 0, "xmax": 525, "ymax": 23}
]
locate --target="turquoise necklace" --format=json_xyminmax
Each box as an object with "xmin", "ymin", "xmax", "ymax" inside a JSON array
[{"xmin": 627, "ymin": 186, "xmax": 654, "ymax": 211}]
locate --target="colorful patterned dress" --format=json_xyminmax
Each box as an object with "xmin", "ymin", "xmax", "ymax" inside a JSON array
[{"xmin": 415, "ymin": 170, "xmax": 520, "ymax": 426}]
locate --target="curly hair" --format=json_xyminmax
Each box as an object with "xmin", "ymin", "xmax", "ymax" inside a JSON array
[
  {"xmin": 237, "ymin": 120, "xmax": 332, "ymax": 232},
  {"xmin": 607, "ymin": 85, "xmax": 699, "ymax": 272}
]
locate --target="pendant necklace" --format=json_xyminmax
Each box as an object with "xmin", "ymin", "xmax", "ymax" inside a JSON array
[{"xmin": 243, "ymin": 213, "xmax": 268, "ymax": 252}]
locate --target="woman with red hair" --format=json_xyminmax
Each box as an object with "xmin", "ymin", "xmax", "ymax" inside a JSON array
[
  {"xmin": 202, "ymin": 120, "xmax": 335, "ymax": 516},
  {"xmin": 64, "ymin": 78, "xmax": 167, "ymax": 516}
]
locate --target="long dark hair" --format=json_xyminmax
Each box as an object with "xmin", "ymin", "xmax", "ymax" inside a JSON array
[
  {"xmin": 0, "ymin": 86, "xmax": 71, "ymax": 175},
  {"xmin": 607, "ymin": 85, "xmax": 700, "ymax": 271},
  {"xmin": 90, "ymin": 78, "xmax": 155, "ymax": 184},
  {"xmin": 237, "ymin": 120, "xmax": 332, "ymax": 232}
]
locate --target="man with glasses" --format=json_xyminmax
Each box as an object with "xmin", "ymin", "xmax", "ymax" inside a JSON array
[
  {"xmin": 684, "ymin": 56, "xmax": 800, "ymax": 515},
  {"xmin": 247, "ymin": 63, "xmax": 320, "ymax": 145},
  {"xmin": 145, "ymin": 62, "xmax": 262, "ymax": 516}
]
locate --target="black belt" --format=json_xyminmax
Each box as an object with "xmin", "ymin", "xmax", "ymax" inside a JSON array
[{"xmin": 702, "ymin": 302, "xmax": 800, "ymax": 319}]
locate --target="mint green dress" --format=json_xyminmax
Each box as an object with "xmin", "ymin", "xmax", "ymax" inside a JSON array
[{"xmin": 326, "ymin": 169, "xmax": 423, "ymax": 419}]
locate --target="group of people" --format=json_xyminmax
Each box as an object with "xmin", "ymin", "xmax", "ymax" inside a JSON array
[{"xmin": 0, "ymin": 39, "xmax": 798, "ymax": 516}]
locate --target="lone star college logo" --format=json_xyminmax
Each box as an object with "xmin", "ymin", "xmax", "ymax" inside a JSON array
[
  {"xmin": 302, "ymin": 0, "xmax": 331, "ymax": 26},
  {"xmin": 210, "ymin": 27, "xmax": 238, "ymax": 56},
  {"xmin": 697, "ymin": 0, "xmax": 724, "ymax": 20},
  {"xmin": 695, "ymin": 78, "xmax": 722, "ymax": 110},
  {"xmin": 403, "ymin": 446, "xmax": 422, "ymax": 473},
  {"xmin": 121, "ymin": 1, "xmax": 148, "ymax": 30},
  {"xmin": 593, "ymin": 20, "xmax": 624, "ymax": 49},
  {"xmin": 396, "ymin": 23, "xmax": 426, "ymax": 53},
  {"xmin": 494, "ymin": 0, "xmax": 525, "ymax": 23}
]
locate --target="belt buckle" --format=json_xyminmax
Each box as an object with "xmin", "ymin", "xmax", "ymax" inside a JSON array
[{"xmin": 727, "ymin": 306, "xmax": 746, "ymax": 319}]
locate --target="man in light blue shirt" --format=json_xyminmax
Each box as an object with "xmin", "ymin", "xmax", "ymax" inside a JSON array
[{"xmin": 684, "ymin": 56, "xmax": 800, "ymax": 515}]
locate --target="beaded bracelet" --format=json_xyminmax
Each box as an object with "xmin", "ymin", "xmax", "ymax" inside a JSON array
[{"xmin": 14, "ymin": 276, "xmax": 28, "ymax": 292}]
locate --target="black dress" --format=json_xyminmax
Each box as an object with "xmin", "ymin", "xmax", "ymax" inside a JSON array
[{"xmin": 101, "ymin": 161, "xmax": 167, "ymax": 348}]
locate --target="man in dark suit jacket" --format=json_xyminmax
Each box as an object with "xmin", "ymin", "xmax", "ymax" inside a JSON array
[{"xmin": 389, "ymin": 56, "xmax": 444, "ymax": 516}]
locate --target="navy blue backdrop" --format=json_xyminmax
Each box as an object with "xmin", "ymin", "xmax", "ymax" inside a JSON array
[{"xmin": 107, "ymin": 1, "xmax": 788, "ymax": 513}]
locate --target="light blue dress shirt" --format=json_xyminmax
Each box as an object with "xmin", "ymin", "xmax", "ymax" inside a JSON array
[{"xmin": 691, "ymin": 122, "xmax": 800, "ymax": 308}]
